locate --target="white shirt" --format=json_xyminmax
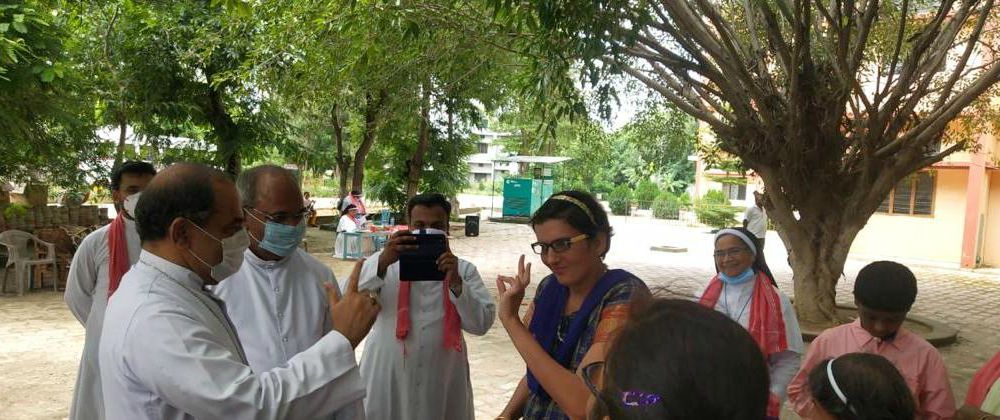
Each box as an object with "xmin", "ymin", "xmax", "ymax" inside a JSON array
[
  {"xmin": 697, "ymin": 278, "xmax": 804, "ymax": 399},
  {"xmin": 744, "ymin": 205, "xmax": 768, "ymax": 239},
  {"xmin": 99, "ymin": 251, "xmax": 365, "ymax": 420},
  {"xmin": 212, "ymin": 248, "xmax": 364, "ymax": 419},
  {"xmin": 356, "ymin": 251, "xmax": 496, "ymax": 420},
  {"xmin": 64, "ymin": 219, "xmax": 141, "ymax": 420},
  {"xmin": 335, "ymin": 215, "xmax": 361, "ymax": 258}
]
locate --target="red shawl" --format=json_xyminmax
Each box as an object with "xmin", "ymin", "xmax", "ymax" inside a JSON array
[
  {"xmin": 396, "ymin": 270, "xmax": 462, "ymax": 354},
  {"xmin": 967, "ymin": 351, "xmax": 1000, "ymax": 407},
  {"xmin": 106, "ymin": 213, "xmax": 130, "ymax": 297}
]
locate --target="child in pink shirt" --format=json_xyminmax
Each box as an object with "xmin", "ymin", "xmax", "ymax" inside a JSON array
[{"xmin": 787, "ymin": 261, "xmax": 955, "ymax": 419}]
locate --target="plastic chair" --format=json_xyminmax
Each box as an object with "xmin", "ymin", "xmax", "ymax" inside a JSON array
[
  {"xmin": 0, "ymin": 230, "xmax": 58, "ymax": 296},
  {"xmin": 335, "ymin": 231, "xmax": 365, "ymax": 260},
  {"xmin": 372, "ymin": 232, "xmax": 390, "ymax": 252}
]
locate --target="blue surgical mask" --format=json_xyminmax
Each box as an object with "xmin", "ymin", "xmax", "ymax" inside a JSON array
[
  {"xmin": 248, "ymin": 211, "xmax": 307, "ymax": 257},
  {"xmin": 719, "ymin": 267, "xmax": 755, "ymax": 285}
]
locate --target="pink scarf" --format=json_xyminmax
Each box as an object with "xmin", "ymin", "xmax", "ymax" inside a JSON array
[
  {"xmin": 106, "ymin": 213, "xmax": 130, "ymax": 297},
  {"xmin": 700, "ymin": 271, "xmax": 788, "ymax": 417},
  {"xmin": 396, "ymin": 270, "xmax": 462, "ymax": 353}
]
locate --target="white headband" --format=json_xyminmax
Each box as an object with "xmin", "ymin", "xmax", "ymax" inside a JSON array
[
  {"xmin": 715, "ymin": 228, "xmax": 757, "ymax": 256},
  {"xmin": 826, "ymin": 358, "xmax": 851, "ymax": 409}
]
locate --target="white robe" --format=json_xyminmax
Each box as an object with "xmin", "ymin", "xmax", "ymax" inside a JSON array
[
  {"xmin": 697, "ymin": 278, "xmax": 804, "ymax": 399},
  {"xmin": 334, "ymin": 215, "xmax": 360, "ymax": 258},
  {"xmin": 99, "ymin": 251, "xmax": 365, "ymax": 420},
  {"xmin": 63, "ymin": 219, "xmax": 141, "ymax": 420},
  {"xmin": 356, "ymin": 251, "xmax": 496, "ymax": 420},
  {"xmin": 212, "ymin": 248, "xmax": 364, "ymax": 419}
]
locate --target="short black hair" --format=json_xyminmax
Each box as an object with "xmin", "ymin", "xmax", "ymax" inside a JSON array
[
  {"xmin": 808, "ymin": 353, "xmax": 916, "ymax": 420},
  {"xmin": 853, "ymin": 261, "xmax": 918, "ymax": 312},
  {"xmin": 110, "ymin": 161, "xmax": 157, "ymax": 190},
  {"xmin": 406, "ymin": 193, "xmax": 451, "ymax": 218},
  {"xmin": 593, "ymin": 297, "xmax": 769, "ymax": 419},
  {"xmin": 351, "ymin": 190, "xmax": 362, "ymax": 196},
  {"xmin": 136, "ymin": 164, "xmax": 227, "ymax": 242},
  {"xmin": 341, "ymin": 204, "xmax": 357, "ymax": 216},
  {"xmin": 531, "ymin": 190, "xmax": 613, "ymax": 256}
]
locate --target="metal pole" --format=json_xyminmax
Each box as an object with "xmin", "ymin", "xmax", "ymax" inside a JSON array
[{"xmin": 490, "ymin": 160, "xmax": 496, "ymax": 219}]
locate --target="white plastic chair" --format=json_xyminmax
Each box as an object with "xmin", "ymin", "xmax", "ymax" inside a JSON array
[{"xmin": 0, "ymin": 230, "xmax": 58, "ymax": 296}]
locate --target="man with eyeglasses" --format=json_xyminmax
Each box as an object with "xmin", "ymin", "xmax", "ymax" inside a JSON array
[
  {"xmin": 356, "ymin": 192, "xmax": 496, "ymax": 420},
  {"xmin": 212, "ymin": 165, "xmax": 368, "ymax": 418}
]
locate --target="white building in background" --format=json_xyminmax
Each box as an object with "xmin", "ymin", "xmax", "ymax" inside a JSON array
[{"xmin": 467, "ymin": 129, "xmax": 519, "ymax": 185}]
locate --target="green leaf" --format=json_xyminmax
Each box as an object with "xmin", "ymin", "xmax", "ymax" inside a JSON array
[
  {"xmin": 40, "ymin": 68, "xmax": 54, "ymax": 82},
  {"xmin": 0, "ymin": 23, "xmax": 8, "ymax": 33},
  {"xmin": 12, "ymin": 22, "xmax": 27, "ymax": 34}
]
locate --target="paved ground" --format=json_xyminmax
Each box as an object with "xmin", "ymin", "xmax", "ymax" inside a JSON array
[{"xmin": 2, "ymin": 216, "xmax": 999, "ymax": 419}]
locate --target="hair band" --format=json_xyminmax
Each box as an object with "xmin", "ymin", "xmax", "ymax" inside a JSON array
[
  {"xmin": 826, "ymin": 358, "xmax": 852, "ymax": 409},
  {"xmin": 550, "ymin": 195, "xmax": 596, "ymax": 225},
  {"xmin": 714, "ymin": 228, "xmax": 757, "ymax": 256}
]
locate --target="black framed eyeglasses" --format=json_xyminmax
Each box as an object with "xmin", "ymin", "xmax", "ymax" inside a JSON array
[
  {"xmin": 713, "ymin": 247, "xmax": 749, "ymax": 259},
  {"xmin": 531, "ymin": 234, "xmax": 589, "ymax": 255},
  {"xmin": 245, "ymin": 207, "xmax": 310, "ymax": 225}
]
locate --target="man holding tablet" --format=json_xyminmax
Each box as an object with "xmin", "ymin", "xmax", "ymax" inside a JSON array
[{"xmin": 356, "ymin": 193, "xmax": 496, "ymax": 420}]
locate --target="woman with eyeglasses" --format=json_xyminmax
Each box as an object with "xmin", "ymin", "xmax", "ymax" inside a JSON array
[
  {"xmin": 807, "ymin": 353, "xmax": 916, "ymax": 420},
  {"xmin": 585, "ymin": 297, "xmax": 770, "ymax": 419},
  {"xmin": 697, "ymin": 227, "xmax": 804, "ymax": 419},
  {"xmin": 495, "ymin": 190, "xmax": 649, "ymax": 420}
]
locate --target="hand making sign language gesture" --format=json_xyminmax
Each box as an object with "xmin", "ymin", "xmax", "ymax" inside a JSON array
[
  {"xmin": 325, "ymin": 259, "xmax": 380, "ymax": 348},
  {"xmin": 496, "ymin": 255, "xmax": 532, "ymax": 325}
]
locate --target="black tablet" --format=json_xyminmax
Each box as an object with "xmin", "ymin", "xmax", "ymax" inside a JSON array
[{"xmin": 398, "ymin": 231, "xmax": 447, "ymax": 281}]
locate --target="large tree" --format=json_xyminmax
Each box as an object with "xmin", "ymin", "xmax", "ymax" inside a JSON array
[
  {"xmin": 495, "ymin": 0, "xmax": 1000, "ymax": 324},
  {"xmin": 0, "ymin": 0, "xmax": 102, "ymax": 188}
]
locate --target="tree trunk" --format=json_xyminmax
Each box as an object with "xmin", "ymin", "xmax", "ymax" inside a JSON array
[
  {"xmin": 405, "ymin": 80, "xmax": 433, "ymax": 199},
  {"xmin": 352, "ymin": 90, "xmax": 388, "ymax": 193},
  {"xmin": 113, "ymin": 118, "xmax": 128, "ymax": 170},
  {"xmin": 784, "ymin": 225, "xmax": 856, "ymax": 326},
  {"xmin": 760, "ymin": 173, "xmax": 870, "ymax": 327},
  {"xmin": 331, "ymin": 104, "xmax": 351, "ymax": 198},
  {"xmin": 202, "ymin": 70, "xmax": 241, "ymax": 178}
]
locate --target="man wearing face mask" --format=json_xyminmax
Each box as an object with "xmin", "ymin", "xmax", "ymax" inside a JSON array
[
  {"xmin": 99, "ymin": 163, "xmax": 381, "ymax": 420},
  {"xmin": 64, "ymin": 160, "xmax": 156, "ymax": 420},
  {"xmin": 212, "ymin": 165, "xmax": 365, "ymax": 419}
]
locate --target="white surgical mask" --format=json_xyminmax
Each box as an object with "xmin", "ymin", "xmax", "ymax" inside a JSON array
[
  {"xmin": 123, "ymin": 192, "xmax": 141, "ymax": 219},
  {"xmin": 187, "ymin": 223, "xmax": 249, "ymax": 282}
]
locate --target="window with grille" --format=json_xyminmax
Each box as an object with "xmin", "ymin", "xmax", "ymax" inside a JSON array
[
  {"xmin": 722, "ymin": 183, "xmax": 747, "ymax": 201},
  {"xmin": 876, "ymin": 172, "xmax": 935, "ymax": 216},
  {"xmin": 477, "ymin": 143, "xmax": 489, "ymax": 153}
]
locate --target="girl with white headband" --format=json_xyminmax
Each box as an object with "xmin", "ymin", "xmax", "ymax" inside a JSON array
[
  {"xmin": 807, "ymin": 353, "xmax": 916, "ymax": 420},
  {"xmin": 697, "ymin": 226, "xmax": 804, "ymax": 419}
]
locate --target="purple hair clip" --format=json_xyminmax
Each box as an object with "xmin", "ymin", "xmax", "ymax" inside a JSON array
[{"xmin": 621, "ymin": 390, "xmax": 663, "ymax": 407}]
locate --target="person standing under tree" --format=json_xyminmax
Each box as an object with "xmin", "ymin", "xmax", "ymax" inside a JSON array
[{"xmin": 743, "ymin": 190, "xmax": 768, "ymax": 251}]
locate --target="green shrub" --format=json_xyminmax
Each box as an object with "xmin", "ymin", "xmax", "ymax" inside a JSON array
[
  {"xmin": 608, "ymin": 185, "xmax": 632, "ymax": 216},
  {"xmin": 694, "ymin": 190, "xmax": 739, "ymax": 228},
  {"xmin": 652, "ymin": 192, "xmax": 681, "ymax": 219},
  {"xmin": 634, "ymin": 180, "xmax": 659, "ymax": 210},
  {"xmin": 702, "ymin": 189, "xmax": 730, "ymax": 205}
]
